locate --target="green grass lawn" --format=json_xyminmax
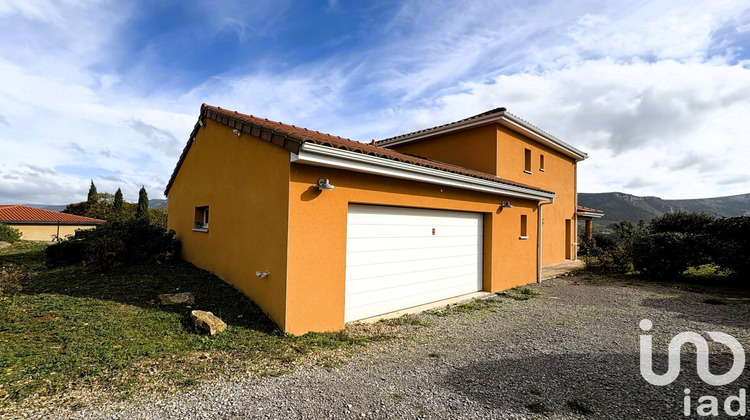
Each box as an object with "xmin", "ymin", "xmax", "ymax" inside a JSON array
[{"xmin": 0, "ymin": 242, "xmax": 385, "ymax": 409}]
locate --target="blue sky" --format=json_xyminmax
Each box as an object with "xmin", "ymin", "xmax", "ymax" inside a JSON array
[{"xmin": 1, "ymin": 0, "xmax": 749, "ymax": 204}]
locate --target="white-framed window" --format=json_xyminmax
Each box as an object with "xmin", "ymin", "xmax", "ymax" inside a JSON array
[
  {"xmin": 194, "ymin": 206, "xmax": 209, "ymax": 232},
  {"xmin": 540, "ymin": 154, "xmax": 545, "ymax": 172},
  {"xmin": 520, "ymin": 214, "xmax": 529, "ymax": 239}
]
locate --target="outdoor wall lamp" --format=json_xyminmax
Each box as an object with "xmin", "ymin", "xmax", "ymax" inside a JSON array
[
  {"xmin": 317, "ymin": 178, "xmax": 335, "ymax": 191},
  {"xmin": 500, "ymin": 202, "xmax": 513, "ymax": 208},
  {"xmin": 256, "ymin": 270, "xmax": 270, "ymax": 279},
  {"xmin": 232, "ymin": 129, "xmax": 241, "ymax": 136},
  {"xmin": 198, "ymin": 118, "xmax": 204, "ymax": 127}
]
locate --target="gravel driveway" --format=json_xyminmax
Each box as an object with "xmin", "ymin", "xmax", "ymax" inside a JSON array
[{"xmin": 15, "ymin": 274, "xmax": 750, "ymax": 419}]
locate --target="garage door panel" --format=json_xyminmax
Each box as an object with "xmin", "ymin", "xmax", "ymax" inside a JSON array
[
  {"xmin": 346, "ymin": 262, "xmax": 482, "ymax": 294},
  {"xmin": 345, "ymin": 205, "xmax": 483, "ymax": 322},
  {"xmin": 347, "ymin": 272, "xmax": 482, "ymax": 308},
  {"xmin": 346, "ymin": 233, "xmax": 482, "ymax": 251},
  {"xmin": 347, "ymin": 224, "xmax": 482, "ymax": 239},
  {"xmin": 346, "ymin": 243, "xmax": 482, "ymax": 267},
  {"xmin": 346, "ymin": 281, "xmax": 483, "ymax": 322},
  {"xmin": 346, "ymin": 253, "xmax": 481, "ymax": 281}
]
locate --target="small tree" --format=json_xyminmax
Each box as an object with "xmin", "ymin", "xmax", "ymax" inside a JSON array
[
  {"xmin": 113, "ymin": 188, "xmax": 124, "ymax": 213},
  {"xmin": 87, "ymin": 180, "xmax": 98, "ymax": 204},
  {"xmin": 0, "ymin": 222, "xmax": 21, "ymax": 243},
  {"xmin": 136, "ymin": 186, "xmax": 149, "ymax": 219}
]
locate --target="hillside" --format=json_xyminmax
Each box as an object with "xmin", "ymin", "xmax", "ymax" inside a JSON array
[{"xmin": 578, "ymin": 192, "xmax": 750, "ymax": 224}]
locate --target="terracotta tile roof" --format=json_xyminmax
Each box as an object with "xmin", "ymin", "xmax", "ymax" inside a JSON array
[
  {"xmin": 376, "ymin": 107, "xmax": 507, "ymax": 145},
  {"xmin": 164, "ymin": 104, "xmax": 554, "ymax": 197},
  {"xmin": 374, "ymin": 107, "xmax": 587, "ymax": 162},
  {"xmin": 0, "ymin": 205, "xmax": 105, "ymax": 225},
  {"xmin": 577, "ymin": 205, "xmax": 604, "ymax": 214}
]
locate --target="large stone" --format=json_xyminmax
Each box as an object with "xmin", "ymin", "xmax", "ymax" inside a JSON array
[
  {"xmin": 191, "ymin": 310, "xmax": 227, "ymax": 335},
  {"xmin": 158, "ymin": 292, "xmax": 195, "ymax": 305},
  {"xmin": 0, "ymin": 242, "xmax": 11, "ymax": 249}
]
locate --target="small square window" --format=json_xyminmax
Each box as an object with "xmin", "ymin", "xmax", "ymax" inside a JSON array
[
  {"xmin": 520, "ymin": 215, "xmax": 528, "ymax": 239},
  {"xmin": 540, "ymin": 154, "xmax": 545, "ymax": 171},
  {"xmin": 194, "ymin": 206, "xmax": 209, "ymax": 231},
  {"xmin": 524, "ymin": 149, "xmax": 532, "ymax": 174}
]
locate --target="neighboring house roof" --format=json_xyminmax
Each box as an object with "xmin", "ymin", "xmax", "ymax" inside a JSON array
[
  {"xmin": 375, "ymin": 107, "xmax": 588, "ymax": 162},
  {"xmin": 164, "ymin": 104, "xmax": 556, "ymax": 200},
  {"xmin": 0, "ymin": 205, "xmax": 106, "ymax": 225},
  {"xmin": 576, "ymin": 205, "xmax": 605, "ymax": 218}
]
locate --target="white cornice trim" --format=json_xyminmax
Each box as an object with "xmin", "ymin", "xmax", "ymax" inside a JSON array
[
  {"xmin": 291, "ymin": 143, "xmax": 556, "ymax": 201},
  {"xmin": 378, "ymin": 113, "xmax": 588, "ymax": 162}
]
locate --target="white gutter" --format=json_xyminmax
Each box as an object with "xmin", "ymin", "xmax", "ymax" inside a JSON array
[
  {"xmin": 537, "ymin": 200, "xmax": 555, "ymax": 283},
  {"xmin": 291, "ymin": 143, "xmax": 556, "ymax": 201},
  {"xmin": 378, "ymin": 113, "xmax": 588, "ymax": 162}
]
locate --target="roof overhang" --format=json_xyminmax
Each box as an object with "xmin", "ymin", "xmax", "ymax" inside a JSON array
[
  {"xmin": 577, "ymin": 211, "xmax": 605, "ymax": 219},
  {"xmin": 377, "ymin": 112, "xmax": 588, "ymax": 162},
  {"xmin": 291, "ymin": 143, "xmax": 556, "ymax": 201}
]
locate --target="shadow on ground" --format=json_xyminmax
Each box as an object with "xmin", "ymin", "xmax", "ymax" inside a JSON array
[
  {"xmin": 1, "ymin": 245, "xmax": 278, "ymax": 333},
  {"xmin": 444, "ymin": 352, "xmax": 750, "ymax": 419},
  {"xmin": 641, "ymin": 297, "xmax": 750, "ymax": 330}
]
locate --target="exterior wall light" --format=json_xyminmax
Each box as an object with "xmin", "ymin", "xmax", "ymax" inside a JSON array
[
  {"xmin": 317, "ymin": 178, "xmax": 334, "ymax": 191},
  {"xmin": 256, "ymin": 270, "xmax": 270, "ymax": 278},
  {"xmin": 232, "ymin": 129, "xmax": 241, "ymax": 136},
  {"xmin": 500, "ymin": 202, "xmax": 513, "ymax": 208}
]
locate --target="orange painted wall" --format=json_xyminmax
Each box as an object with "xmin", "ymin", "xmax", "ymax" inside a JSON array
[
  {"xmin": 388, "ymin": 123, "xmax": 578, "ymax": 265},
  {"xmin": 387, "ymin": 125, "xmax": 497, "ymax": 174},
  {"xmin": 167, "ymin": 120, "xmax": 291, "ymax": 328},
  {"xmin": 285, "ymin": 164, "xmax": 538, "ymax": 334},
  {"xmin": 494, "ymin": 125, "xmax": 577, "ymax": 264}
]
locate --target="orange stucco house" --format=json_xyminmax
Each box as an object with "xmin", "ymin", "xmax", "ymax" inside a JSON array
[{"xmin": 165, "ymin": 104, "xmax": 591, "ymax": 334}]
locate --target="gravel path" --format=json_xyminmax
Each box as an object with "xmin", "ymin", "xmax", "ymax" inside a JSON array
[{"xmin": 12, "ymin": 275, "xmax": 750, "ymax": 419}]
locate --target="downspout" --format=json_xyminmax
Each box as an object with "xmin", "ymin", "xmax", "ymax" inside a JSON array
[{"xmin": 537, "ymin": 199, "xmax": 555, "ymax": 283}]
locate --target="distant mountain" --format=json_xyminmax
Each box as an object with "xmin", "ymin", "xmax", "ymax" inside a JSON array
[
  {"xmin": 578, "ymin": 192, "xmax": 750, "ymax": 225},
  {"xmin": 149, "ymin": 199, "xmax": 167, "ymax": 209},
  {"xmin": 22, "ymin": 204, "xmax": 68, "ymax": 212}
]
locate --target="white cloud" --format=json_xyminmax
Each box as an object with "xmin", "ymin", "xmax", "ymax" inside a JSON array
[{"xmin": 1, "ymin": 0, "xmax": 750, "ymax": 205}]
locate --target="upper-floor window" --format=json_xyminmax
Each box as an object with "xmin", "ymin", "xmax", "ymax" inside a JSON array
[
  {"xmin": 194, "ymin": 206, "xmax": 209, "ymax": 232},
  {"xmin": 524, "ymin": 149, "xmax": 532, "ymax": 174},
  {"xmin": 540, "ymin": 154, "xmax": 545, "ymax": 172}
]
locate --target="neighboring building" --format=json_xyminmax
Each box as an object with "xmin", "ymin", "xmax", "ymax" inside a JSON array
[
  {"xmin": 577, "ymin": 205, "xmax": 605, "ymax": 238},
  {"xmin": 0, "ymin": 205, "xmax": 105, "ymax": 241},
  {"xmin": 166, "ymin": 104, "xmax": 596, "ymax": 334}
]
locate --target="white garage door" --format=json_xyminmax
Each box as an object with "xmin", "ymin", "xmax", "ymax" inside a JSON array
[{"xmin": 345, "ymin": 205, "xmax": 484, "ymax": 322}]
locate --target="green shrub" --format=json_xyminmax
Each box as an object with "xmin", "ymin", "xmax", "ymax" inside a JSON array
[
  {"xmin": 583, "ymin": 245, "xmax": 631, "ymax": 274},
  {"xmin": 45, "ymin": 240, "xmax": 88, "ymax": 267},
  {"xmin": 45, "ymin": 219, "xmax": 180, "ymax": 271},
  {"xmin": 649, "ymin": 211, "xmax": 715, "ymax": 234},
  {"xmin": 632, "ymin": 232, "xmax": 710, "ymax": 278},
  {"xmin": 0, "ymin": 222, "xmax": 21, "ymax": 243},
  {"xmin": 709, "ymin": 216, "xmax": 750, "ymax": 279}
]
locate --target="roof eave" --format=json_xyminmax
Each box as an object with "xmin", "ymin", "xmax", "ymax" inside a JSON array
[
  {"xmin": 577, "ymin": 211, "xmax": 605, "ymax": 218},
  {"xmin": 377, "ymin": 113, "xmax": 588, "ymax": 162},
  {"xmin": 2, "ymin": 220, "xmax": 105, "ymax": 225},
  {"xmin": 291, "ymin": 143, "xmax": 556, "ymax": 201}
]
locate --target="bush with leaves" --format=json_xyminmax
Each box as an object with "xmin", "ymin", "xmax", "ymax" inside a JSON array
[
  {"xmin": 0, "ymin": 222, "xmax": 22, "ymax": 243},
  {"xmin": 583, "ymin": 245, "xmax": 632, "ymax": 274},
  {"xmin": 709, "ymin": 216, "xmax": 750, "ymax": 279},
  {"xmin": 45, "ymin": 219, "xmax": 180, "ymax": 271},
  {"xmin": 631, "ymin": 212, "xmax": 715, "ymax": 279}
]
